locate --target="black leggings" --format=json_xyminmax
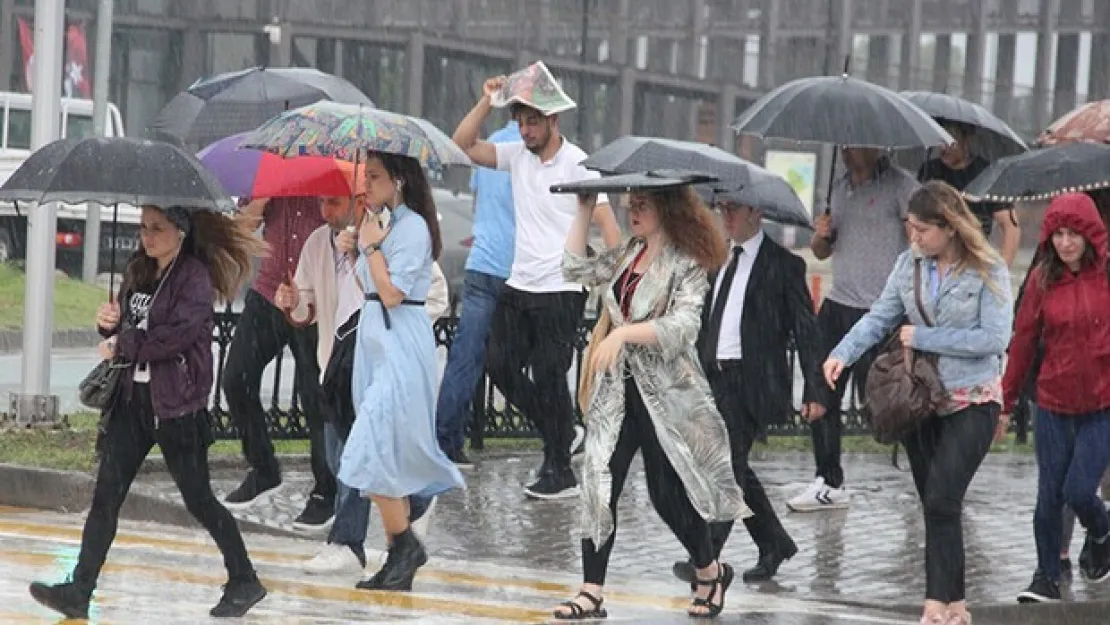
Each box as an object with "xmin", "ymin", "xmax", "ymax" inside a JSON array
[
  {"xmin": 72, "ymin": 384, "xmax": 255, "ymax": 590},
  {"xmin": 581, "ymin": 376, "xmax": 715, "ymax": 585}
]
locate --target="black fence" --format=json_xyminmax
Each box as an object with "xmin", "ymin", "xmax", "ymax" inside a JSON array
[{"xmin": 205, "ymin": 308, "xmax": 877, "ymax": 447}]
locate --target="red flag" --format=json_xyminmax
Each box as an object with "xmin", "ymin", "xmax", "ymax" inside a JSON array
[
  {"xmin": 17, "ymin": 17, "xmax": 34, "ymax": 92},
  {"xmin": 64, "ymin": 23, "xmax": 91, "ymax": 98}
]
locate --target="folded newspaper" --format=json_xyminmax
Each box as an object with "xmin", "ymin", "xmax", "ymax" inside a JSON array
[{"xmin": 490, "ymin": 61, "xmax": 577, "ymax": 115}]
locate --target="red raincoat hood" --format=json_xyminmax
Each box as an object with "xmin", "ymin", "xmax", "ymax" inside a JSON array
[{"xmin": 1040, "ymin": 192, "xmax": 1108, "ymax": 263}]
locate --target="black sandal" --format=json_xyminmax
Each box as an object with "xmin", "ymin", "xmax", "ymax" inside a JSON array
[
  {"xmin": 688, "ymin": 563, "xmax": 733, "ymax": 619},
  {"xmin": 553, "ymin": 590, "xmax": 608, "ymax": 620}
]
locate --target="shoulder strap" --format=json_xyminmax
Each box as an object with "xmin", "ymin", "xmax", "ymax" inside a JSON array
[{"xmin": 913, "ymin": 258, "xmax": 934, "ymax": 328}]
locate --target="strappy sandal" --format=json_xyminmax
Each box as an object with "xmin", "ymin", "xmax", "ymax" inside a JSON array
[
  {"xmin": 552, "ymin": 590, "xmax": 608, "ymax": 620},
  {"xmin": 688, "ymin": 563, "xmax": 734, "ymax": 619}
]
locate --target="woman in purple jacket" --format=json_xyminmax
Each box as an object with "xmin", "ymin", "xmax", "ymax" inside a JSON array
[{"xmin": 29, "ymin": 205, "xmax": 267, "ymax": 620}]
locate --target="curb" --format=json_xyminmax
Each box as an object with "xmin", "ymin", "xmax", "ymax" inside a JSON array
[
  {"xmin": 0, "ymin": 463, "xmax": 300, "ymax": 539},
  {"xmin": 832, "ymin": 597, "xmax": 1110, "ymax": 624},
  {"xmin": 0, "ymin": 329, "xmax": 102, "ymax": 353}
]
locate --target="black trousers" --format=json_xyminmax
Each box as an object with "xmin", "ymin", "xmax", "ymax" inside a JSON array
[
  {"xmin": 903, "ymin": 403, "xmax": 997, "ymax": 603},
  {"xmin": 222, "ymin": 289, "xmax": 334, "ymax": 499},
  {"xmin": 707, "ymin": 365, "xmax": 794, "ymax": 558},
  {"xmin": 812, "ymin": 298, "xmax": 875, "ymax": 488},
  {"xmin": 74, "ymin": 384, "xmax": 255, "ymax": 590},
  {"xmin": 582, "ymin": 376, "xmax": 715, "ymax": 585},
  {"xmin": 486, "ymin": 286, "xmax": 586, "ymax": 470}
]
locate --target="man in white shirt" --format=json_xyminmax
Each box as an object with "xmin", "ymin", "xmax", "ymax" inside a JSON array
[{"xmin": 453, "ymin": 75, "xmax": 621, "ymax": 499}]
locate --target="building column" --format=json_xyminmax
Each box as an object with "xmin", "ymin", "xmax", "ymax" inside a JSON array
[
  {"xmin": 271, "ymin": 21, "xmax": 293, "ymax": 67},
  {"xmin": 898, "ymin": 0, "xmax": 922, "ymax": 90},
  {"xmin": 404, "ymin": 32, "xmax": 425, "ymax": 117},
  {"xmin": 534, "ymin": 0, "xmax": 551, "ymax": 54},
  {"xmin": 1032, "ymin": 0, "xmax": 1059, "ymax": 133},
  {"xmin": 0, "ymin": 0, "xmax": 13, "ymax": 91},
  {"xmin": 825, "ymin": 0, "xmax": 853, "ymax": 76},
  {"xmin": 931, "ymin": 34, "xmax": 951, "ymax": 93},
  {"xmin": 453, "ymin": 0, "xmax": 469, "ymax": 38},
  {"xmin": 866, "ymin": 35, "xmax": 892, "ymax": 87},
  {"xmin": 609, "ymin": 0, "xmax": 630, "ymax": 65},
  {"xmin": 1052, "ymin": 33, "xmax": 1080, "ymax": 121},
  {"xmin": 717, "ymin": 84, "xmax": 739, "ymax": 152},
  {"xmin": 688, "ymin": 0, "xmax": 707, "ymax": 78},
  {"xmin": 333, "ymin": 40, "xmax": 345, "ymax": 78},
  {"xmin": 618, "ymin": 66, "xmax": 637, "ymax": 136},
  {"xmin": 179, "ymin": 27, "xmax": 206, "ymax": 90},
  {"xmin": 962, "ymin": 0, "xmax": 987, "ymax": 102},
  {"xmin": 1090, "ymin": 34, "xmax": 1110, "ymax": 101},
  {"xmin": 757, "ymin": 0, "xmax": 780, "ymax": 89},
  {"xmin": 994, "ymin": 34, "xmax": 1017, "ymax": 120}
]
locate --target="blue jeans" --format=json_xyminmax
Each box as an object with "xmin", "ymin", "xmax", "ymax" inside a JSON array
[
  {"xmin": 325, "ymin": 423, "xmax": 435, "ymax": 546},
  {"xmin": 1034, "ymin": 407, "xmax": 1110, "ymax": 581},
  {"xmin": 324, "ymin": 423, "xmax": 370, "ymax": 547},
  {"xmin": 435, "ymin": 270, "xmax": 505, "ymax": 453}
]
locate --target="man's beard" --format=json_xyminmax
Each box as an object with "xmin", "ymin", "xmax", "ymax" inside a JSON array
[{"xmin": 525, "ymin": 132, "xmax": 550, "ymax": 154}]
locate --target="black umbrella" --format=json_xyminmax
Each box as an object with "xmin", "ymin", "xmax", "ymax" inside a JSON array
[
  {"xmin": 732, "ymin": 75, "xmax": 953, "ymax": 149},
  {"xmin": 899, "ymin": 91, "xmax": 1029, "ymax": 160},
  {"xmin": 0, "ymin": 137, "xmax": 236, "ymax": 296},
  {"xmin": 148, "ymin": 66, "xmax": 374, "ymax": 150},
  {"xmin": 702, "ymin": 175, "xmax": 813, "ymax": 229},
  {"xmin": 550, "ymin": 170, "xmax": 719, "ymax": 194},
  {"xmin": 963, "ymin": 141, "xmax": 1110, "ymax": 203},
  {"xmin": 580, "ymin": 136, "xmax": 759, "ymax": 188}
]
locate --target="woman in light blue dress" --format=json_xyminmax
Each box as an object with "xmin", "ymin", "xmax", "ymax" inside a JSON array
[{"xmin": 337, "ymin": 152, "xmax": 465, "ymax": 592}]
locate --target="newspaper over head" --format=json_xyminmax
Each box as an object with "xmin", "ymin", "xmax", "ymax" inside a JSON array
[{"xmin": 490, "ymin": 61, "xmax": 577, "ymax": 116}]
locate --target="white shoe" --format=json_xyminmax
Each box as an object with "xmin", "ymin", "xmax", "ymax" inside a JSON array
[
  {"xmin": 302, "ymin": 543, "xmax": 366, "ymax": 576},
  {"xmin": 411, "ymin": 497, "xmax": 437, "ymax": 539},
  {"xmin": 570, "ymin": 424, "xmax": 586, "ymax": 456},
  {"xmin": 786, "ymin": 477, "xmax": 850, "ymax": 512}
]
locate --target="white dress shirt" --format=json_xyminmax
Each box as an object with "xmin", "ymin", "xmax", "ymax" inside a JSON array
[{"xmin": 710, "ymin": 230, "xmax": 765, "ymax": 360}]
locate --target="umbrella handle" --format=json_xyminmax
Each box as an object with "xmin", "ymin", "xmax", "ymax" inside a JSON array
[{"xmin": 281, "ymin": 268, "xmax": 315, "ymax": 328}]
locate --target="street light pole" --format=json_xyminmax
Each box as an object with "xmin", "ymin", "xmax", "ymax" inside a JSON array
[
  {"xmin": 82, "ymin": 0, "xmax": 113, "ymax": 284},
  {"xmin": 577, "ymin": 0, "xmax": 590, "ymax": 144},
  {"xmin": 15, "ymin": 0, "xmax": 65, "ymax": 426}
]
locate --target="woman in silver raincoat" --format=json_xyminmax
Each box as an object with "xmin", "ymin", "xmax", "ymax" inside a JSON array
[{"xmin": 551, "ymin": 185, "xmax": 750, "ymax": 621}]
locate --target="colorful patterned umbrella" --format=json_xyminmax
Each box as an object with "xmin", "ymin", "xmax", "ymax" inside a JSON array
[
  {"xmin": 240, "ymin": 101, "xmax": 472, "ymax": 171},
  {"xmin": 1039, "ymin": 99, "xmax": 1110, "ymax": 146},
  {"xmin": 198, "ymin": 131, "xmax": 357, "ymax": 198}
]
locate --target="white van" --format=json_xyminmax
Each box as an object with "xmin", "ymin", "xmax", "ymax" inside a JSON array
[{"xmin": 0, "ymin": 91, "xmax": 138, "ymax": 276}]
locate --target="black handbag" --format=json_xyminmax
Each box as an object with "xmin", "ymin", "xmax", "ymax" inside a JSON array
[{"xmin": 78, "ymin": 357, "xmax": 130, "ymax": 411}]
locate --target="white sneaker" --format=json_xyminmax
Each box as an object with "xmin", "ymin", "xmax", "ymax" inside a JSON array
[
  {"xmin": 411, "ymin": 497, "xmax": 437, "ymax": 539},
  {"xmin": 303, "ymin": 543, "xmax": 365, "ymax": 575},
  {"xmin": 571, "ymin": 424, "xmax": 586, "ymax": 456},
  {"xmin": 786, "ymin": 477, "xmax": 850, "ymax": 512}
]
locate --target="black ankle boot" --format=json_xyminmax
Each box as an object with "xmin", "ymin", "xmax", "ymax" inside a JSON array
[
  {"xmin": 360, "ymin": 528, "xmax": 428, "ymax": 592},
  {"xmin": 29, "ymin": 580, "xmax": 92, "ymax": 619}
]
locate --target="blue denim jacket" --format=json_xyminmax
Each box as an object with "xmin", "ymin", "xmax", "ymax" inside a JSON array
[{"xmin": 829, "ymin": 250, "xmax": 1013, "ymax": 390}]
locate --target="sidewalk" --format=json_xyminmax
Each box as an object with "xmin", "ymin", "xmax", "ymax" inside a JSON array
[{"xmin": 129, "ymin": 451, "xmax": 1110, "ymax": 611}]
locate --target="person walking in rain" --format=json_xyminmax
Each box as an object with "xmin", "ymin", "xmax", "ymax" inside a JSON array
[
  {"xmin": 335, "ymin": 152, "xmax": 465, "ymax": 592},
  {"xmin": 823, "ymin": 181, "xmax": 1012, "ymax": 625},
  {"xmin": 1004, "ymin": 193, "xmax": 1110, "ymax": 603},
  {"xmin": 453, "ymin": 74, "xmax": 621, "ymax": 499},
  {"xmin": 30, "ymin": 205, "xmax": 268, "ymax": 619},
  {"xmin": 795, "ymin": 148, "xmax": 918, "ymax": 512},
  {"xmin": 435, "ymin": 119, "xmax": 520, "ymax": 469},
  {"xmin": 552, "ymin": 185, "xmax": 748, "ymax": 620},
  {"xmin": 272, "ymin": 185, "xmax": 449, "ymax": 577},
  {"xmin": 918, "ymin": 121, "xmax": 1021, "ymax": 266},
  {"xmin": 671, "ymin": 197, "xmax": 828, "ymax": 587},
  {"xmin": 222, "ymin": 196, "xmax": 336, "ymax": 531}
]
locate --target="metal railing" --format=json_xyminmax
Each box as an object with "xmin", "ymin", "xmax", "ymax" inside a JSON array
[{"xmin": 204, "ymin": 308, "xmax": 872, "ymax": 445}]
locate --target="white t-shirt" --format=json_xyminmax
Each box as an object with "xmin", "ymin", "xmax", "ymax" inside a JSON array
[{"xmin": 495, "ymin": 139, "xmax": 608, "ymax": 293}]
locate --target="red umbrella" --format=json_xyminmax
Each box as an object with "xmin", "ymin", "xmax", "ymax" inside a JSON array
[{"xmin": 249, "ymin": 153, "xmax": 356, "ymax": 198}]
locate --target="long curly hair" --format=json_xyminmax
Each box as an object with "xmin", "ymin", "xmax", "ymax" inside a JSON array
[
  {"xmin": 123, "ymin": 208, "xmax": 267, "ymax": 302},
  {"xmin": 651, "ymin": 186, "xmax": 729, "ymax": 271},
  {"xmin": 907, "ymin": 180, "xmax": 1002, "ymax": 291},
  {"xmin": 372, "ymin": 152, "xmax": 443, "ymax": 260}
]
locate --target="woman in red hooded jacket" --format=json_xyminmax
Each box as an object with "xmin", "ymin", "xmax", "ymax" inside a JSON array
[{"xmin": 1003, "ymin": 192, "xmax": 1110, "ymax": 603}]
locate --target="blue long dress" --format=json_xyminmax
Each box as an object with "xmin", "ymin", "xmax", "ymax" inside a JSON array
[{"xmin": 338, "ymin": 204, "xmax": 465, "ymax": 499}]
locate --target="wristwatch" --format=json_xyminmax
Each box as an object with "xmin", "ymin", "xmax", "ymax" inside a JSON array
[{"xmin": 363, "ymin": 242, "xmax": 382, "ymax": 256}]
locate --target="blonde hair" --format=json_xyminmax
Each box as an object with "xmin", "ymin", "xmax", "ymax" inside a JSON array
[{"xmin": 908, "ymin": 180, "xmax": 1002, "ymax": 290}]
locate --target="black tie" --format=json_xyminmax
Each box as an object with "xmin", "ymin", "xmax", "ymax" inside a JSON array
[{"xmin": 702, "ymin": 246, "xmax": 742, "ymax": 365}]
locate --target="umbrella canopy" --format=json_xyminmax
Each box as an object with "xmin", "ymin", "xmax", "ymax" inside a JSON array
[
  {"xmin": 550, "ymin": 170, "xmax": 719, "ymax": 194},
  {"xmin": 0, "ymin": 136, "xmax": 234, "ymax": 211},
  {"xmin": 581, "ymin": 135, "xmax": 759, "ymax": 188},
  {"xmin": 198, "ymin": 132, "xmax": 358, "ymax": 198},
  {"xmin": 899, "ymin": 91, "xmax": 1029, "ymax": 159},
  {"xmin": 704, "ymin": 175, "xmax": 812, "ymax": 229},
  {"xmin": 732, "ymin": 75, "xmax": 953, "ymax": 149},
  {"xmin": 149, "ymin": 66, "xmax": 374, "ymax": 150},
  {"xmin": 1038, "ymin": 99, "xmax": 1110, "ymax": 146},
  {"xmin": 962, "ymin": 142, "xmax": 1110, "ymax": 203},
  {"xmin": 240, "ymin": 101, "xmax": 471, "ymax": 171}
]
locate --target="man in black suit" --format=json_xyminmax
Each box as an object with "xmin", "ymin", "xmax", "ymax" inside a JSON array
[{"xmin": 674, "ymin": 199, "xmax": 828, "ymax": 584}]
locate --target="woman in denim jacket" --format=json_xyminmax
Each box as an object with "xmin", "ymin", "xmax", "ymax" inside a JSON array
[{"xmin": 822, "ymin": 181, "xmax": 1013, "ymax": 625}]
